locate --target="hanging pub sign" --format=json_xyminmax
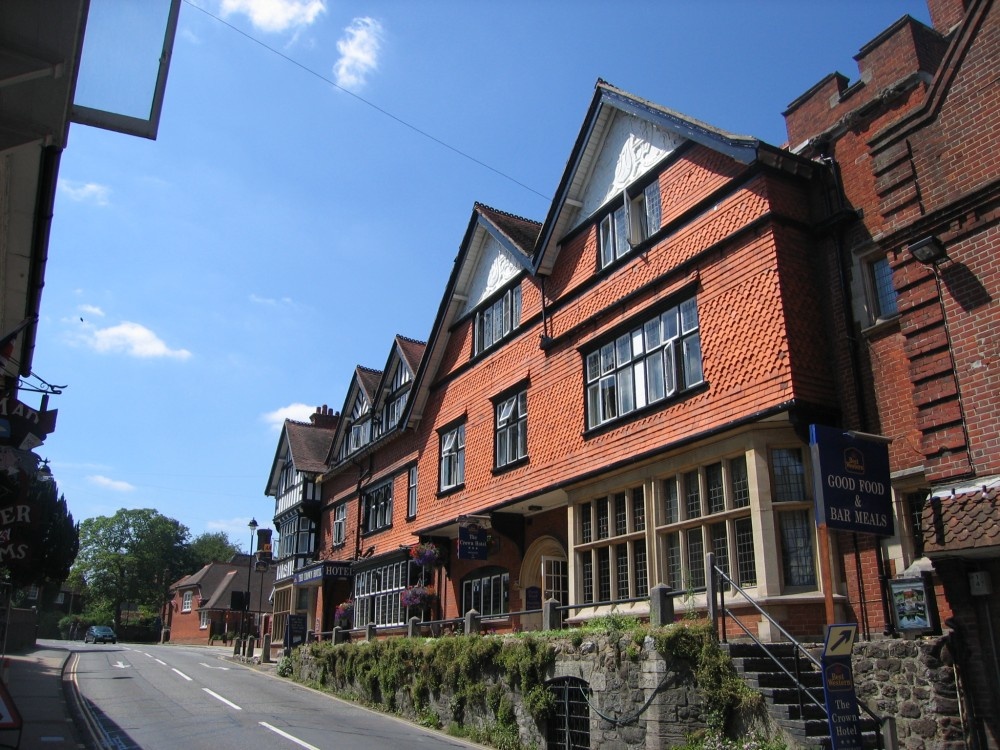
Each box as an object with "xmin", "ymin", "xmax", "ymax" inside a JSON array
[
  {"xmin": 458, "ymin": 519, "xmax": 489, "ymax": 561},
  {"xmin": 0, "ymin": 396, "xmax": 57, "ymax": 450},
  {"xmin": 810, "ymin": 424, "xmax": 894, "ymax": 537},
  {"xmin": 255, "ymin": 527, "xmax": 273, "ymax": 562}
]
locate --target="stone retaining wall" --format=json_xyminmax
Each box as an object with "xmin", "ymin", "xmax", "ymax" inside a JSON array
[{"xmin": 853, "ymin": 637, "xmax": 966, "ymax": 750}]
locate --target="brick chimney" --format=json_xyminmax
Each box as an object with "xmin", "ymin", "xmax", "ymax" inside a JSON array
[{"xmin": 309, "ymin": 405, "xmax": 340, "ymax": 430}]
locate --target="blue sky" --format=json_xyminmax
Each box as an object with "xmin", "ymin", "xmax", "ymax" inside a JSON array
[{"xmin": 35, "ymin": 0, "xmax": 930, "ymax": 549}]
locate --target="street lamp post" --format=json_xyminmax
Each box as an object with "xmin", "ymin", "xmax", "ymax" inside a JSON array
[{"xmin": 244, "ymin": 518, "xmax": 258, "ymax": 641}]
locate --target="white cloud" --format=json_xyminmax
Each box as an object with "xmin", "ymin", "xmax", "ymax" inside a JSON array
[
  {"xmin": 78, "ymin": 304, "xmax": 106, "ymax": 318},
  {"xmin": 88, "ymin": 475, "xmax": 136, "ymax": 492},
  {"xmin": 80, "ymin": 321, "xmax": 192, "ymax": 360},
  {"xmin": 262, "ymin": 402, "xmax": 315, "ymax": 429},
  {"xmin": 334, "ymin": 17, "xmax": 382, "ymax": 90},
  {"xmin": 58, "ymin": 180, "xmax": 111, "ymax": 206},
  {"xmin": 219, "ymin": 0, "xmax": 325, "ymax": 33},
  {"xmin": 249, "ymin": 293, "xmax": 294, "ymax": 307}
]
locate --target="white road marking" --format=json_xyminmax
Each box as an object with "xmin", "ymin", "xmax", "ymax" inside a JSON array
[
  {"xmin": 203, "ymin": 688, "xmax": 242, "ymax": 710},
  {"xmin": 172, "ymin": 668, "xmax": 192, "ymax": 681},
  {"xmin": 112, "ymin": 661, "xmax": 130, "ymax": 669},
  {"xmin": 155, "ymin": 659, "xmax": 166, "ymax": 665},
  {"xmin": 259, "ymin": 722, "xmax": 320, "ymax": 750},
  {"xmin": 199, "ymin": 662, "xmax": 230, "ymax": 670}
]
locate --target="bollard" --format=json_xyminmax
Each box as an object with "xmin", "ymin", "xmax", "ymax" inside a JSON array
[
  {"xmin": 366, "ymin": 623, "xmax": 376, "ymax": 641},
  {"xmin": 233, "ymin": 637, "xmax": 241, "ymax": 658},
  {"xmin": 407, "ymin": 616, "xmax": 421, "ymax": 638},
  {"xmin": 246, "ymin": 637, "xmax": 255, "ymax": 661},
  {"xmin": 262, "ymin": 634, "xmax": 272, "ymax": 663}
]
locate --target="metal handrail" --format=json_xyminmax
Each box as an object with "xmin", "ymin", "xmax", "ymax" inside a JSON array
[{"xmin": 711, "ymin": 562, "xmax": 888, "ymax": 749}]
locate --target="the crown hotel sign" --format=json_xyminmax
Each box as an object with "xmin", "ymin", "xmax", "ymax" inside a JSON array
[{"xmin": 810, "ymin": 424, "xmax": 894, "ymax": 537}]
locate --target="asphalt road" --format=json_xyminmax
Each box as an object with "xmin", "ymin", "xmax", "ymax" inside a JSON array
[{"xmin": 65, "ymin": 641, "xmax": 483, "ymax": 750}]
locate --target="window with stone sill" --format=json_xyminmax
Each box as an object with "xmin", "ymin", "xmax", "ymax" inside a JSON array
[
  {"xmin": 867, "ymin": 256, "xmax": 898, "ymax": 323},
  {"xmin": 182, "ymin": 591, "xmax": 193, "ymax": 612},
  {"xmin": 769, "ymin": 447, "xmax": 816, "ymax": 589},
  {"xmin": 577, "ymin": 486, "xmax": 649, "ymax": 604},
  {"xmin": 658, "ymin": 455, "xmax": 756, "ymax": 594}
]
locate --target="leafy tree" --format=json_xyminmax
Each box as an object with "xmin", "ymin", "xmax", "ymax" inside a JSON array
[
  {"xmin": 72, "ymin": 508, "xmax": 190, "ymax": 627},
  {"xmin": 187, "ymin": 531, "xmax": 241, "ymax": 568},
  {"xmin": 0, "ymin": 473, "xmax": 79, "ymax": 591}
]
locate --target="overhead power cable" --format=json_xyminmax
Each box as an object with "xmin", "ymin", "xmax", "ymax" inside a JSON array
[{"xmin": 182, "ymin": 0, "xmax": 551, "ymax": 201}]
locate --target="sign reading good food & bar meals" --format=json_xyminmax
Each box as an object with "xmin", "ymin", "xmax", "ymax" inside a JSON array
[{"xmin": 810, "ymin": 424, "xmax": 893, "ymax": 537}]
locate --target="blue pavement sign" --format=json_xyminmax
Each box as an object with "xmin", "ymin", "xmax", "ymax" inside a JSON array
[{"xmin": 822, "ymin": 624, "xmax": 862, "ymax": 750}]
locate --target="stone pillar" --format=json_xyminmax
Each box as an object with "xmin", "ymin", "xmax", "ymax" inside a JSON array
[
  {"xmin": 543, "ymin": 598, "xmax": 562, "ymax": 631},
  {"xmin": 233, "ymin": 638, "xmax": 241, "ymax": 658},
  {"xmin": 366, "ymin": 623, "xmax": 376, "ymax": 641},
  {"xmin": 465, "ymin": 609, "xmax": 480, "ymax": 635},
  {"xmin": 649, "ymin": 584, "xmax": 674, "ymax": 626},
  {"xmin": 262, "ymin": 634, "xmax": 272, "ymax": 662},
  {"xmin": 407, "ymin": 616, "xmax": 422, "ymax": 638},
  {"xmin": 245, "ymin": 637, "xmax": 255, "ymax": 661}
]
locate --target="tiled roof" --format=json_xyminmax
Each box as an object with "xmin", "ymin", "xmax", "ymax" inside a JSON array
[
  {"xmin": 285, "ymin": 418, "xmax": 336, "ymax": 474},
  {"xmin": 396, "ymin": 335, "xmax": 426, "ymax": 373},
  {"xmin": 356, "ymin": 365, "xmax": 382, "ymax": 399},
  {"xmin": 475, "ymin": 203, "xmax": 541, "ymax": 258},
  {"xmin": 921, "ymin": 479, "xmax": 1000, "ymax": 555}
]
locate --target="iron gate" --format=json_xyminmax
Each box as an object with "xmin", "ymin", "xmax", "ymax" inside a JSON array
[{"xmin": 546, "ymin": 677, "xmax": 590, "ymax": 750}]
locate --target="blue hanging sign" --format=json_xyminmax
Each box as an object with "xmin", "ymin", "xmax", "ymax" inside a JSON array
[
  {"xmin": 810, "ymin": 424, "xmax": 894, "ymax": 537},
  {"xmin": 458, "ymin": 521, "xmax": 489, "ymax": 561}
]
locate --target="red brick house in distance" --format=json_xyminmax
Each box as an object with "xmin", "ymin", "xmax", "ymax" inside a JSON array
[{"xmin": 264, "ymin": 0, "xmax": 1000, "ymax": 744}]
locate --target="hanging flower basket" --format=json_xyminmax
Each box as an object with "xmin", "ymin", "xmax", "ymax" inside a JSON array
[
  {"xmin": 400, "ymin": 584, "xmax": 437, "ymax": 609},
  {"xmin": 334, "ymin": 599, "xmax": 354, "ymax": 623},
  {"xmin": 409, "ymin": 542, "xmax": 440, "ymax": 567}
]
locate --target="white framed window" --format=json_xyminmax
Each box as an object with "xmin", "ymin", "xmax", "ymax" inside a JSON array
[
  {"xmin": 297, "ymin": 517, "xmax": 314, "ymax": 556},
  {"xmin": 199, "ymin": 610, "xmax": 209, "ymax": 629},
  {"xmin": 439, "ymin": 423, "xmax": 466, "ymax": 492},
  {"xmin": 599, "ymin": 181, "xmax": 662, "ymax": 270},
  {"xmin": 182, "ymin": 591, "xmax": 193, "ymax": 612},
  {"xmin": 407, "ymin": 466, "xmax": 418, "ymax": 518},
  {"xmin": 26, "ymin": 585, "xmax": 39, "ymax": 600},
  {"xmin": 333, "ymin": 504, "xmax": 347, "ymax": 546},
  {"xmin": 362, "ymin": 481, "xmax": 393, "ymax": 534},
  {"xmin": 277, "ymin": 447, "xmax": 296, "ymax": 497},
  {"xmin": 474, "ymin": 285, "xmax": 522, "ymax": 356},
  {"xmin": 542, "ymin": 557, "xmax": 569, "ymax": 606},
  {"xmin": 461, "ymin": 567, "xmax": 510, "ymax": 618},
  {"xmin": 494, "ymin": 389, "xmax": 528, "ymax": 469},
  {"xmin": 354, "ymin": 560, "xmax": 408, "ymax": 627},
  {"xmin": 585, "ymin": 296, "xmax": 703, "ymax": 430}
]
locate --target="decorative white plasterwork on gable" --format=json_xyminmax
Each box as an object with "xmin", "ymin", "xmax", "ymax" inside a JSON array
[
  {"xmin": 463, "ymin": 234, "xmax": 521, "ymax": 315},
  {"xmin": 578, "ymin": 110, "xmax": 683, "ymax": 219}
]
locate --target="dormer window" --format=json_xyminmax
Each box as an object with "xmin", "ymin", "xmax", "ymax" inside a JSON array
[
  {"xmin": 382, "ymin": 363, "xmax": 412, "ymax": 431},
  {"xmin": 343, "ymin": 390, "xmax": 372, "ymax": 456},
  {"xmin": 474, "ymin": 285, "xmax": 521, "ymax": 356},
  {"xmin": 599, "ymin": 180, "xmax": 662, "ymax": 270}
]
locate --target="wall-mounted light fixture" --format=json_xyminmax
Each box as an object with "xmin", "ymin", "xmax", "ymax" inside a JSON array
[{"xmin": 908, "ymin": 236, "xmax": 948, "ymax": 265}]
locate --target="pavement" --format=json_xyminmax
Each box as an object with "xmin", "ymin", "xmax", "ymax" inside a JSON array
[{"xmin": 0, "ymin": 639, "xmax": 275, "ymax": 749}]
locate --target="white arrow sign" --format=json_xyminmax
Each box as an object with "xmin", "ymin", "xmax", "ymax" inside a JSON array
[{"xmin": 112, "ymin": 661, "xmax": 131, "ymax": 669}]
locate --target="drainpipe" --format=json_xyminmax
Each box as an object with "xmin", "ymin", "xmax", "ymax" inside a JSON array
[{"xmin": 818, "ymin": 150, "xmax": 895, "ymax": 636}]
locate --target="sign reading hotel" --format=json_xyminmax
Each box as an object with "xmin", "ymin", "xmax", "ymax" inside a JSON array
[{"xmin": 810, "ymin": 424, "xmax": 894, "ymax": 537}]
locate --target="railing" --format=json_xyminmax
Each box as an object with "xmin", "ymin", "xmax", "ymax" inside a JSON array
[{"xmin": 707, "ymin": 554, "xmax": 893, "ymax": 750}]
